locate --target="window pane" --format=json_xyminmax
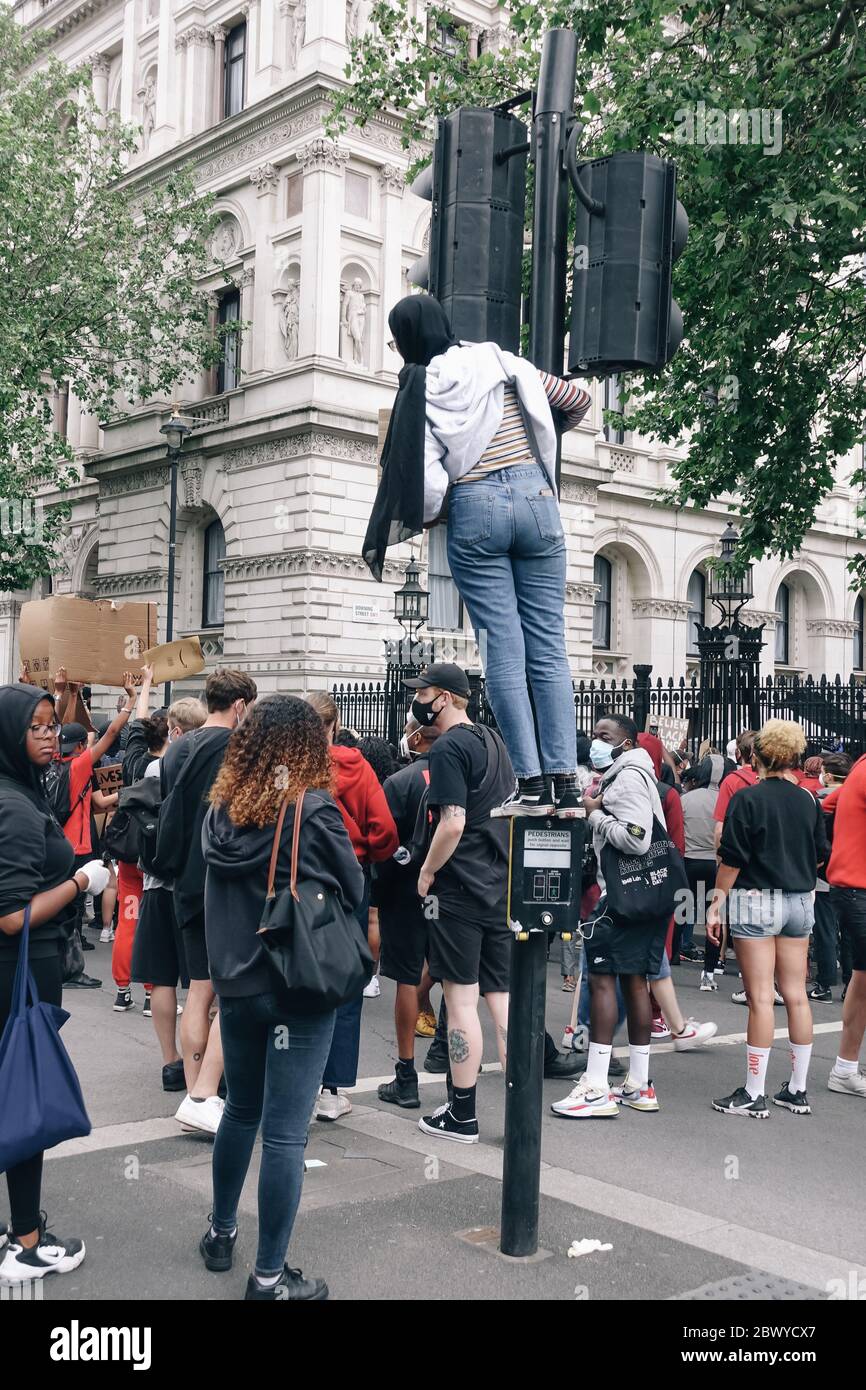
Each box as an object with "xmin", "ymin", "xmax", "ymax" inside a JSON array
[
  {"xmin": 203, "ymin": 521, "xmax": 226, "ymax": 627},
  {"xmin": 428, "ymin": 527, "xmax": 462, "ymax": 631},
  {"xmin": 603, "ymin": 376, "xmax": 624, "ymax": 444},
  {"xmin": 687, "ymin": 570, "xmax": 705, "ymax": 656},
  {"xmin": 855, "ymin": 596, "xmax": 864, "ymax": 670},
  {"xmin": 217, "ymin": 292, "xmax": 241, "ymax": 393},
  {"xmin": 224, "ymin": 24, "xmax": 246, "ymax": 117},
  {"xmin": 593, "ymin": 555, "xmax": 611, "ymax": 648},
  {"xmin": 775, "ymin": 583, "xmax": 789, "ymax": 663}
]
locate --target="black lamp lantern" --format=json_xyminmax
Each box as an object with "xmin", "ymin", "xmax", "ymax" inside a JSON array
[
  {"xmin": 159, "ymin": 404, "xmax": 191, "ymax": 455},
  {"xmin": 709, "ymin": 521, "xmax": 753, "ymax": 624},
  {"xmin": 394, "ymin": 558, "xmax": 429, "ymax": 641}
]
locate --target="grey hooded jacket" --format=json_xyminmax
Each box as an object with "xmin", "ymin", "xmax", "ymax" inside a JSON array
[{"xmin": 588, "ymin": 747, "xmax": 666, "ymax": 891}]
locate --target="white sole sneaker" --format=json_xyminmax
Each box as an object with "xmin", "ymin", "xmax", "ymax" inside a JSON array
[
  {"xmin": 0, "ymin": 1241, "xmax": 86, "ymax": 1283},
  {"xmin": 828, "ymin": 1071, "xmax": 866, "ymax": 1098}
]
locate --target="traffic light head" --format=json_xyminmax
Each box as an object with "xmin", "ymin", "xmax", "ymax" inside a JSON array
[{"xmin": 568, "ymin": 152, "xmax": 688, "ymax": 375}]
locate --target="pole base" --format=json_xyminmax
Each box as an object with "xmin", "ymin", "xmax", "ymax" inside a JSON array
[{"xmin": 455, "ymin": 1227, "xmax": 554, "ymax": 1264}]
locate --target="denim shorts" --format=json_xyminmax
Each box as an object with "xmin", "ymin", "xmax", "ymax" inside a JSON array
[{"xmin": 728, "ymin": 889, "xmax": 815, "ymax": 940}]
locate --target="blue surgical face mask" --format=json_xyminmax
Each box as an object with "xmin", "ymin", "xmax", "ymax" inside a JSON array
[{"xmin": 589, "ymin": 738, "xmax": 613, "ymax": 770}]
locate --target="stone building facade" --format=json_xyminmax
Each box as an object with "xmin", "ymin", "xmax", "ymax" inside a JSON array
[{"xmin": 3, "ymin": 0, "xmax": 864, "ymax": 707}]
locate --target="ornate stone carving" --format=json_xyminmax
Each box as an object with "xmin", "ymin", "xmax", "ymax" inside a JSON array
[
  {"xmin": 378, "ymin": 164, "xmax": 405, "ymax": 195},
  {"xmin": 55, "ymin": 521, "xmax": 99, "ymax": 578},
  {"xmin": 235, "ymin": 266, "xmax": 255, "ymax": 289},
  {"xmin": 140, "ymin": 73, "xmax": 156, "ymax": 153},
  {"xmin": 0, "ymin": 599, "xmax": 22, "ymax": 620},
  {"xmin": 567, "ymin": 582, "xmax": 601, "ymax": 604},
  {"xmin": 52, "ymin": 0, "xmax": 114, "ymax": 40},
  {"xmin": 250, "ymin": 161, "xmax": 279, "ymax": 195},
  {"xmin": 181, "ymin": 460, "xmax": 203, "ymax": 509},
  {"xmin": 340, "ymin": 279, "xmax": 367, "ymax": 366},
  {"xmin": 92, "ymin": 569, "xmax": 168, "ymax": 595},
  {"xmin": 208, "ymin": 23, "xmax": 229, "ymax": 42},
  {"xmin": 222, "ymin": 548, "xmax": 403, "ymax": 584},
  {"xmin": 560, "ymin": 481, "xmax": 598, "ymax": 506},
  {"xmin": 284, "ymin": 0, "xmax": 306, "ymax": 68},
  {"xmin": 185, "ymin": 24, "xmax": 213, "ymax": 45},
  {"xmin": 608, "ymin": 449, "xmax": 636, "ymax": 473},
  {"xmin": 221, "ymin": 431, "xmax": 376, "ymax": 472},
  {"xmin": 211, "ymin": 217, "xmax": 240, "ymax": 262},
  {"xmin": 295, "ymin": 137, "xmax": 350, "ymax": 175},
  {"xmin": 631, "ymin": 598, "xmax": 693, "ymax": 619},
  {"xmin": 100, "ymin": 467, "xmax": 169, "ymax": 497},
  {"xmin": 279, "ymin": 280, "xmax": 300, "ymax": 360},
  {"xmin": 345, "ymin": 0, "xmax": 362, "ymax": 43},
  {"xmin": 806, "ymin": 618, "xmax": 860, "ymax": 637},
  {"xmin": 482, "ymin": 22, "xmax": 512, "ymax": 55},
  {"xmin": 89, "ymin": 51, "xmax": 111, "ymax": 75},
  {"xmin": 741, "ymin": 608, "xmax": 778, "ymax": 629}
]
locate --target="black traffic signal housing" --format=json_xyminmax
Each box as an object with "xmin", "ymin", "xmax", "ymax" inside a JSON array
[
  {"xmin": 567, "ymin": 152, "xmax": 688, "ymax": 375},
  {"xmin": 409, "ymin": 107, "xmax": 528, "ymax": 353}
]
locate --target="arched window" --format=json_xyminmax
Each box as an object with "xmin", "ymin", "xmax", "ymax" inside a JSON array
[
  {"xmin": 202, "ymin": 520, "xmax": 226, "ymax": 627},
  {"xmin": 854, "ymin": 596, "xmax": 864, "ymax": 671},
  {"xmin": 686, "ymin": 569, "xmax": 706, "ymax": 657},
  {"xmin": 775, "ymin": 581, "xmax": 791, "ymax": 664},
  {"xmin": 593, "ymin": 555, "xmax": 612, "ymax": 649}
]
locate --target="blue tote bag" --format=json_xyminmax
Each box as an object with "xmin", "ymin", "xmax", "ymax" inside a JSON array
[{"xmin": 0, "ymin": 908, "xmax": 91, "ymax": 1173}]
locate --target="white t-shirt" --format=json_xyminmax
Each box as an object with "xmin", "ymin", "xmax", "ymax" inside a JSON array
[{"xmin": 141, "ymin": 757, "xmax": 167, "ymax": 893}]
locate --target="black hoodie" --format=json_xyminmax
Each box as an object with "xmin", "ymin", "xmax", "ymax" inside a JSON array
[
  {"xmin": 202, "ymin": 789, "xmax": 365, "ymax": 997},
  {"xmin": 0, "ymin": 683, "xmax": 76, "ymax": 962}
]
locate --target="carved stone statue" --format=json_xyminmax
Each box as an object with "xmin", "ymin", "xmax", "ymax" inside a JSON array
[
  {"xmin": 280, "ymin": 281, "xmax": 300, "ymax": 360},
  {"xmin": 288, "ymin": 0, "xmax": 306, "ymax": 68},
  {"xmin": 346, "ymin": 0, "xmax": 362, "ymax": 42},
  {"xmin": 211, "ymin": 219, "xmax": 238, "ymax": 262},
  {"xmin": 341, "ymin": 278, "xmax": 367, "ymax": 365},
  {"xmin": 141, "ymin": 75, "xmax": 156, "ymax": 151}
]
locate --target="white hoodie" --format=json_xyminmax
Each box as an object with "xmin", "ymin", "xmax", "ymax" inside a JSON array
[
  {"xmin": 588, "ymin": 747, "xmax": 667, "ymax": 891},
  {"xmin": 422, "ymin": 341, "xmax": 559, "ymax": 522}
]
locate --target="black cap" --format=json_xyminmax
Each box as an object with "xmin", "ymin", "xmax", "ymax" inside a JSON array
[
  {"xmin": 60, "ymin": 722, "xmax": 88, "ymax": 750},
  {"xmin": 403, "ymin": 662, "xmax": 471, "ymax": 699}
]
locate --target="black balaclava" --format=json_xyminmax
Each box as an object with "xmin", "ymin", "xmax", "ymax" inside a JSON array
[
  {"xmin": 0, "ymin": 682, "xmax": 56, "ymax": 800},
  {"xmin": 362, "ymin": 295, "xmax": 457, "ymax": 582}
]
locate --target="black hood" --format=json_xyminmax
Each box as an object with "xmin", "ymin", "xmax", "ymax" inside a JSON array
[
  {"xmin": 388, "ymin": 294, "xmax": 456, "ymax": 366},
  {"xmin": 0, "ymin": 682, "xmax": 55, "ymax": 798},
  {"xmin": 203, "ymin": 801, "xmax": 279, "ymax": 880}
]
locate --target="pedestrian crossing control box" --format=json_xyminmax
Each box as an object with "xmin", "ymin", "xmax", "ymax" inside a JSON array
[{"xmin": 506, "ymin": 814, "xmax": 585, "ymax": 940}]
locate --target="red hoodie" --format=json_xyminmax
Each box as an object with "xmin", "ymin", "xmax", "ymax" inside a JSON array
[{"xmin": 329, "ymin": 745, "xmax": 399, "ymax": 865}]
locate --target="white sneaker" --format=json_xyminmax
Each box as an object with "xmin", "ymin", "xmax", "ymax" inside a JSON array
[
  {"xmin": 362, "ymin": 975, "xmax": 381, "ymax": 999},
  {"xmin": 316, "ymin": 1090, "xmax": 352, "ymax": 1122},
  {"xmin": 551, "ymin": 1075, "xmax": 618, "ymax": 1119},
  {"xmin": 611, "ymin": 1076, "xmax": 660, "ymax": 1112},
  {"xmin": 83, "ymin": 894, "xmax": 95, "ymax": 923},
  {"xmin": 0, "ymin": 1230, "xmax": 85, "ymax": 1283},
  {"xmin": 177, "ymin": 1003, "xmax": 184, "ymax": 1016},
  {"xmin": 828, "ymin": 1069, "xmax": 866, "ymax": 1098},
  {"xmin": 673, "ymin": 1018, "xmax": 718, "ymax": 1051},
  {"xmin": 175, "ymin": 1094, "xmax": 224, "ymax": 1135},
  {"xmin": 651, "ymin": 1018, "xmax": 671, "ymax": 1041},
  {"xmin": 99, "ymin": 926, "xmax": 114, "ymax": 944},
  {"xmin": 699, "ymin": 972, "xmax": 718, "ymax": 991}
]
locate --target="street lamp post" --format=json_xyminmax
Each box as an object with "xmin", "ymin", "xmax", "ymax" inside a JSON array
[
  {"xmin": 393, "ymin": 557, "xmax": 429, "ymax": 658},
  {"xmin": 158, "ymin": 405, "xmax": 191, "ymax": 706},
  {"xmin": 697, "ymin": 521, "xmax": 764, "ymax": 751},
  {"xmin": 386, "ymin": 558, "xmax": 430, "ymax": 746}
]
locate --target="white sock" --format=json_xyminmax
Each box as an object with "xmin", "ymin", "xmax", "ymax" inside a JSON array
[
  {"xmin": 833, "ymin": 1055, "xmax": 858, "ymax": 1077},
  {"xmin": 255, "ymin": 1271, "xmax": 282, "ymax": 1287},
  {"xmin": 743, "ymin": 1044, "xmax": 771, "ymax": 1099},
  {"xmin": 628, "ymin": 1044, "xmax": 651, "ymax": 1089},
  {"xmin": 789, "ymin": 1042, "xmax": 812, "ymax": 1094},
  {"xmin": 585, "ymin": 1042, "xmax": 612, "ymax": 1089}
]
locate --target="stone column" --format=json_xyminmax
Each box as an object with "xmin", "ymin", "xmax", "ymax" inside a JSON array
[
  {"xmin": 250, "ymin": 162, "xmax": 280, "ymax": 373},
  {"xmin": 257, "ymin": 0, "xmax": 281, "ymax": 89},
  {"xmin": 241, "ymin": 1, "xmax": 263, "ymax": 105},
  {"xmin": 181, "ymin": 27, "xmax": 214, "ymax": 136},
  {"xmin": 152, "ymin": 0, "xmax": 177, "ymax": 153},
  {"xmin": 174, "ymin": 31, "xmax": 189, "ymax": 139},
  {"xmin": 238, "ymin": 268, "xmax": 256, "ymax": 380},
  {"xmin": 378, "ymin": 165, "xmax": 405, "ymax": 370},
  {"xmin": 90, "ymin": 52, "xmax": 110, "ymax": 116},
  {"xmin": 209, "ymin": 25, "xmax": 227, "ymax": 123},
  {"xmin": 119, "ymin": 0, "xmax": 137, "ymax": 124},
  {"xmin": 0, "ymin": 599, "xmax": 23, "ymax": 685},
  {"xmin": 296, "ymin": 138, "xmax": 348, "ymax": 359}
]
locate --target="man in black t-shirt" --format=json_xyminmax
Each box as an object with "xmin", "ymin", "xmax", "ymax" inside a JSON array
[{"xmin": 402, "ymin": 664, "xmax": 514, "ymax": 1144}]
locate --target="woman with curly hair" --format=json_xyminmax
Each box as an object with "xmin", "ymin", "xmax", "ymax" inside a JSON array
[
  {"xmin": 706, "ymin": 720, "xmax": 828, "ymax": 1119},
  {"xmin": 201, "ymin": 695, "xmax": 364, "ymax": 1301}
]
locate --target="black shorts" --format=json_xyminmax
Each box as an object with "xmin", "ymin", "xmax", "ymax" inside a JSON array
[
  {"xmin": 379, "ymin": 897, "xmax": 429, "ymax": 987},
  {"xmin": 585, "ymin": 908, "xmax": 669, "ymax": 977},
  {"xmin": 131, "ymin": 888, "xmax": 190, "ymax": 988},
  {"xmin": 180, "ymin": 909, "xmax": 210, "ymax": 982},
  {"xmin": 830, "ymin": 886, "xmax": 866, "ymax": 972},
  {"xmin": 427, "ymin": 903, "xmax": 512, "ymax": 995}
]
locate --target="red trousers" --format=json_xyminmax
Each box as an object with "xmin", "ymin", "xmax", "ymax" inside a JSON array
[{"xmin": 113, "ymin": 862, "xmax": 147, "ymax": 990}]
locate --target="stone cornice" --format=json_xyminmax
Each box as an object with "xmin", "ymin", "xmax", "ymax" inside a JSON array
[
  {"xmin": 807, "ymin": 618, "xmax": 860, "ymax": 637},
  {"xmin": 377, "ymin": 164, "xmax": 406, "ymax": 195},
  {"xmin": 222, "ymin": 430, "xmax": 376, "ymax": 472},
  {"xmin": 741, "ymin": 609, "xmax": 777, "ymax": 628},
  {"xmin": 0, "ymin": 599, "xmax": 22, "ymax": 619},
  {"xmin": 25, "ymin": 0, "xmax": 113, "ymax": 41},
  {"xmin": 92, "ymin": 569, "xmax": 168, "ymax": 595},
  {"xmin": 632, "ymin": 598, "xmax": 693, "ymax": 619},
  {"xmin": 566, "ymin": 582, "xmax": 601, "ymax": 604},
  {"xmin": 222, "ymin": 549, "xmax": 404, "ymax": 584},
  {"xmin": 560, "ymin": 480, "xmax": 599, "ymax": 506},
  {"xmin": 100, "ymin": 467, "xmax": 169, "ymax": 496}
]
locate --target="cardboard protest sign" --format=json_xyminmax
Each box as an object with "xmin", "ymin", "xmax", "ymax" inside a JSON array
[
  {"xmin": 94, "ymin": 763, "xmax": 123, "ymax": 797},
  {"xmin": 645, "ymin": 713, "xmax": 692, "ymax": 749},
  {"xmin": 140, "ymin": 635, "xmax": 205, "ymax": 685},
  {"xmin": 20, "ymin": 597, "xmax": 157, "ymax": 690}
]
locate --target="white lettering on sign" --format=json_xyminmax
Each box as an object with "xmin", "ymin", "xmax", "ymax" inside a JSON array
[
  {"xmin": 352, "ymin": 603, "xmax": 380, "ymax": 623},
  {"xmin": 524, "ymin": 829, "xmax": 571, "ymax": 851}
]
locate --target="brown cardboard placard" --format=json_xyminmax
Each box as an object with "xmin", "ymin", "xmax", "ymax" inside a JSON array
[
  {"xmin": 645, "ymin": 712, "xmax": 691, "ymax": 749},
  {"xmin": 139, "ymin": 635, "xmax": 205, "ymax": 686},
  {"xmin": 19, "ymin": 597, "xmax": 157, "ymax": 689},
  {"xmin": 94, "ymin": 763, "xmax": 123, "ymax": 796}
]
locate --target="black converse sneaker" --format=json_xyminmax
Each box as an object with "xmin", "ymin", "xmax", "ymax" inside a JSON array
[
  {"xmin": 712, "ymin": 1086, "xmax": 769, "ymax": 1118},
  {"xmin": 553, "ymin": 774, "xmax": 585, "ymax": 818},
  {"xmin": 418, "ymin": 1103, "xmax": 479, "ymax": 1144},
  {"xmin": 0, "ymin": 1216, "xmax": 85, "ymax": 1284},
  {"xmin": 199, "ymin": 1215, "xmax": 238, "ymax": 1272},
  {"xmin": 244, "ymin": 1265, "xmax": 329, "ymax": 1301},
  {"xmin": 113, "ymin": 988, "xmax": 134, "ymax": 1012},
  {"xmin": 491, "ymin": 776, "xmax": 556, "ymax": 818},
  {"xmin": 377, "ymin": 1070, "xmax": 420, "ymax": 1109},
  {"xmin": 773, "ymin": 1084, "xmax": 811, "ymax": 1115}
]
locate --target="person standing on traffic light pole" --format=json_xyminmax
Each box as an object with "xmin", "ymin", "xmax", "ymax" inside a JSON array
[{"xmin": 363, "ymin": 294, "xmax": 591, "ymax": 817}]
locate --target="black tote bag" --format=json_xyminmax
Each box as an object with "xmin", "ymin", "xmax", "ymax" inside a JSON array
[
  {"xmin": 599, "ymin": 770, "xmax": 688, "ymax": 922},
  {"xmin": 256, "ymin": 789, "xmax": 374, "ymax": 1014}
]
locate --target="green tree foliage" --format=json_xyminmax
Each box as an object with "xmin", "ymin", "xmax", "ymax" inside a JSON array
[
  {"xmin": 335, "ymin": 1, "xmax": 866, "ymax": 583},
  {"xmin": 0, "ymin": 7, "xmax": 223, "ymax": 590}
]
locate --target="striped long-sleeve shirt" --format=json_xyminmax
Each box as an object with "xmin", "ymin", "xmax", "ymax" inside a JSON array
[{"xmin": 454, "ymin": 372, "xmax": 592, "ymax": 485}]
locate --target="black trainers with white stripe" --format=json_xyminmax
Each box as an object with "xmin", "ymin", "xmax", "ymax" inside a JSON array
[
  {"xmin": 418, "ymin": 1103, "xmax": 479, "ymax": 1144},
  {"xmin": 0, "ymin": 1215, "xmax": 85, "ymax": 1284},
  {"xmin": 712, "ymin": 1086, "xmax": 769, "ymax": 1119},
  {"xmin": 773, "ymin": 1083, "xmax": 811, "ymax": 1115}
]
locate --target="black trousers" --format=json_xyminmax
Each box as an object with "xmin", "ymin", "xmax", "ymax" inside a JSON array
[
  {"xmin": 812, "ymin": 890, "xmax": 839, "ymax": 988},
  {"xmin": 0, "ymin": 950, "xmax": 64, "ymax": 1236}
]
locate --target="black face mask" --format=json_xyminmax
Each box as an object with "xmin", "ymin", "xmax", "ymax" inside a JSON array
[{"xmin": 411, "ymin": 696, "xmax": 441, "ymax": 727}]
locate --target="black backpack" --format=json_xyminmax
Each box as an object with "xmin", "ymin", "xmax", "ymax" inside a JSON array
[
  {"xmin": 103, "ymin": 778, "xmax": 163, "ymax": 870},
  {"xmin": 43, "ymin": 758, "xmax": 88, "ymax": 829}
]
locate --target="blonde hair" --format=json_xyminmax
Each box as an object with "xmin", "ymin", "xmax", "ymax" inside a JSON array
[
  {"xmin": 429, "ymin": 686, "xmax": 469, "ymax": 712},
  {"xmin": 305, "ymin": 691, "xmax": 338, "ymax": 730},
  {"xmin": 168, "ymin": 697, "xmax": 206, "ymax": 733},
  {"xmin": 753, "ymin": 719, "xmax": 806, "ymax": 772}
]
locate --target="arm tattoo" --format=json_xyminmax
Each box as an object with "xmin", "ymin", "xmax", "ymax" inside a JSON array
[
  {"xmin": 440, "ymin": 804, "xmax": 466, "ymax": 822},
  {"xmin": 498, "ymin": 1024, "xmax": 507, "ymax": 1047},
  {"xmin": 448, "ymin": 1028, "xmax": 471, "ymax": 1065}
]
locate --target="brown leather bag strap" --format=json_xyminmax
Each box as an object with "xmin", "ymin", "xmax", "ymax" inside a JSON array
[
  {"xmin": 266, "ymin": 792, "xmax": 292, "ymax": 901},
  {"xmin": 290, "ymin": 787, "xmax": 306, "ymax": 902}
]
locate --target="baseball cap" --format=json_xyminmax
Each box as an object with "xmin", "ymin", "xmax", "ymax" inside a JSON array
[
  {"xmin": 60, "ymin": 722, "xmax": 88, "ymax": 751},
  {"xmin": 402, "ymin": 662, "xmax": 471, "ymax": 699}
]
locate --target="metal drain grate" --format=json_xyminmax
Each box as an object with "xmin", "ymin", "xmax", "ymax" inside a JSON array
[{"xmin": 672, "ymin": 1272, "xmax": 827, "ymax": 1300}]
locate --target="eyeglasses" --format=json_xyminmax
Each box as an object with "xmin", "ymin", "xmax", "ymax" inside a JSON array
[
  {"xmin": 29, "ymin": 722, "xmax": 61, "ymax": 739},
  {"xmin": 387, "ymin": 339, "xmax": 398, "ymax": 352}
]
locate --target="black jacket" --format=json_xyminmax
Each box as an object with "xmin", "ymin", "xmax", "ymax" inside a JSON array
[
  {"xmin": 160, "ymin": 727, "xmax": 231, "ymax": 927},
  {"xmin": 202, "ymin": 790, "xmax": 365, "ymax": 997},
  {"xmin": 371, "ymin": 756, "xmax": 430, "ymax": 913}
]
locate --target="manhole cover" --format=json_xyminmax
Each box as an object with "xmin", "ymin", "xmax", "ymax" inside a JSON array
[
  {"xmin": 457, "ymin": 1227, "xmax": 499, "ymax": 1246},
  {"xmin": 672, "ymin": 1272, "xmax": 827, "ymax": 1301}
]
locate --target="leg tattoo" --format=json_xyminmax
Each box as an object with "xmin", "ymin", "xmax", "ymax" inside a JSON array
[{"xmin": 448, "ymin": 1028, "xmax": 470, "ymax": 1065}]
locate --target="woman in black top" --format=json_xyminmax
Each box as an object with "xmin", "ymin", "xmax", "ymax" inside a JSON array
[
  {"xmin": 706, "ymin": 720, "xmax": 828, "ymax": 1119},
  {"xmin": 0, "ymin": 683, "xmax": 109, "ymax": 1285}
]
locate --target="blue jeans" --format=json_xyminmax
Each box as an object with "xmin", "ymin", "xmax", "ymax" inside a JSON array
[
  {"xmin": 446, "ymin": 464, "xmax": 576, "ymax": 778},
  {"xmin": 212, "ymin": 993, "xmax": 336, "ymax": 1277},
  {"xmin": 321, "ymin": 869, "xmax": 370, "ymax": 1089}
]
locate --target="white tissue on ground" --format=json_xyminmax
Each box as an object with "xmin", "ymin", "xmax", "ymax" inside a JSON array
[{"xmin": 567, "ymin": 1238, "xmax": 613, "ymax": 1258}]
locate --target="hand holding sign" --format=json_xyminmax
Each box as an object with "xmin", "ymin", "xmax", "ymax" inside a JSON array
[{"xmin": 139, "ymin": 637, "xmax": 205, "ymax": 686}]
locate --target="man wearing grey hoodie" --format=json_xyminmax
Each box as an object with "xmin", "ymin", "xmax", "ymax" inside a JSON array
[{"xmin": 552, "ymin": 714, "xmax": 672, "ymax": 1120}]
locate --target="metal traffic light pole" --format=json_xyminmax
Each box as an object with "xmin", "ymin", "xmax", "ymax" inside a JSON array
[{"xmin": 499, "ymin": 28, "xmax": 579, "ymax": 1263}]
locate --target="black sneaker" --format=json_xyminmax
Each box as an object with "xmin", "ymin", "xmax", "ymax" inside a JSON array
[
  {"xmin": 553, "ymin": 774, "xmax": 583, "ymax": 818},
  {"xmin": 0, "ymin": 1215, "xmax": 85, "ymax": 1284},
  {"xmin": 162, "ymin": 1059, "xmax": 186, "ymax": 1092},
  {"xmin": 712, "ymin": 1086, "xmax": 769, "ymax": 1118},
  {"xmin": 217, "ymin": 1074, "xmax": 227, "ymax": 1100},
  {"xmin": 377, "ymin": 1072, "xmax": 420, "ymax": 1108},
  {"xmin": 113, "ymin": 988, "xmax": 134, "ymax": 1012},
  {"xmin": 544, "ymin": 1049, "xmax": 585, "ymax": 1079},
  {"xmin": 244, "ymin": 1265, "xmax": 329, "ymax": 1301},
  {"xmin": 418, "ymin": 1103, "xmax": 479, "ymax": 1144},
  {"xmin": 142, "ymin": 993, "xmax": 152, "ymax": 1019},
  {"xmin": 80, "ymin": 935, "xmax": 96, "ymax": 951},
  {"xmin": 65, "ymin": 972, "xmax": 102, "ymax": 989},
  {"xmin": 679, "ymin": 947, "xmax": 703, "ymax": 963},
  {"xmin": 423, "ymin": 1041, "xmax": 449, "ymax": 1073},
  {"xmin": 199, "ymin": 1217, "xmax": 237, "ymax": 1272},
  {"xmin": 807, "ymin": 985, "xmax": 832, "ymax": 1003},
  {"xmin": 773, "ymin": 1084, "xmax": 811, "ymax": 1115},
  {"xmin": 491, "ymin": 776, "xmax": 555, "ymax": 818}
]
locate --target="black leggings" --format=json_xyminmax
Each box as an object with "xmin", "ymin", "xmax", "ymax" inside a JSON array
[{"xmin": 0, "ymin": 950, "xmax": 63, "ymax": 1236}]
